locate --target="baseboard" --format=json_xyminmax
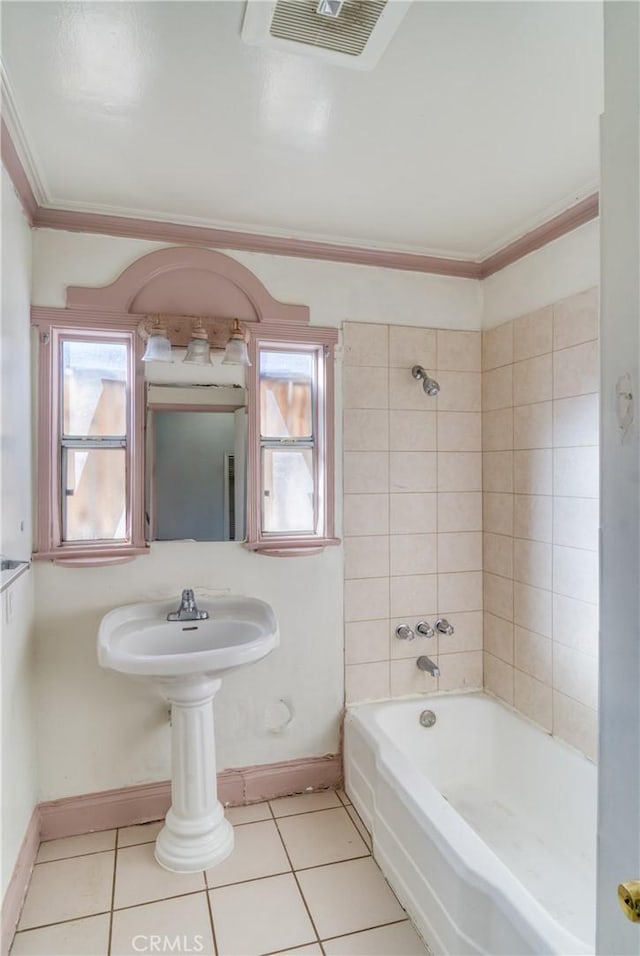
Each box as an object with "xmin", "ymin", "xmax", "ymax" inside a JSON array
[
  {"xmin": 38, "ymin": 754, "xmax": 342, "ymax": 841},
  {"xmin": 1, "ymin": 808, "xmax": 40, "ymax": 955}
]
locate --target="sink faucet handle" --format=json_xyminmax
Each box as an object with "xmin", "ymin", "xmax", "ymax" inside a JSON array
[
  {"xmin": 416, "ymin": 621, "xmax": 435, "ymax": 638},
  {"xmin": 435, "ymin": 618, "xmax": 454, "ymax": 636}
]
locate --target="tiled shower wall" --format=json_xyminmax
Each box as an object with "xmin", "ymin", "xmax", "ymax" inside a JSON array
[
  {"xmin": 482, "ymin": 287, "xmax": 599, "ymax": 759},
  {"xmin": 343, "ymin": 322, "xmax": 484, "ymax": 704}
]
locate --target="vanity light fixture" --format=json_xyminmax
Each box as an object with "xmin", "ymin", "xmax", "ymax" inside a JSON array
[
  {"xmin": 141, "ymin": 316, "xmax": 173, "ymax": 363},
  {"xmin": 183, "ymin": 319, "xmax": 213, "ymax": 365},
  {"xmin": 222, "ymin": 319, "xmax": 251, "ymax": 367}
]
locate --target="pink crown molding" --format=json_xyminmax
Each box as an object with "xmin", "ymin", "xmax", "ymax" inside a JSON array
[{"xmin": 1, "ymin": 121, "xmax": 599, "ymax": 279}]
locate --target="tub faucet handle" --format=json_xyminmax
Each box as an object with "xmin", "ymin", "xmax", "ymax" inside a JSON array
[
  {"xmin": 395, "ymin": 624, "xmax": 415, "ymax": 641},
  {"xmin": 435, "ymin": 618, "xmax": 454, "ymax": 636},
  {"xmin": 416, "ymin": 621, "xmax": 435, "ymax": 639}
]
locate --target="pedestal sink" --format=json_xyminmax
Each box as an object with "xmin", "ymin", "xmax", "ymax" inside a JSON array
[{"xmin": 98, "ymin": 595, "xmax": 279, "ymax": 873}]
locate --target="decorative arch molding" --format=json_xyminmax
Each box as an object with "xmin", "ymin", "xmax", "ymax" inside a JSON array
[{"xmin": 64, "ymin": 246, "xmax": 310, "ymax": 325}]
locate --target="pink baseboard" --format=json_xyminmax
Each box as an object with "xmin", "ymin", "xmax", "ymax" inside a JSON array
[{"xmin": 1, "ymin": 808, "xmax": 40, "ymax": 955}]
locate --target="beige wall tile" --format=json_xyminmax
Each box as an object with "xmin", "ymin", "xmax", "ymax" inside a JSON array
[
  {"xmin": 344, "ymin": 409, "xmax": 389, "ymax": 451},
  {"xmin": 344, "ymin": 494, "xmax": 389, "ymax": 536},
  {"xmin": 436, "ymin": 371, "xmax": 481, "ymax": 412},
  {"xmin": 514, "ymin": 671, "xmax": 552, "ymax": 731},
  {"xmin": 390, "ymin": 533, "xmax": 437, "ymax": 576},
  {"xmin": 390, "ymin": 493, "xmax": 437, "ymax": 533},
  {"xmin": 483, "ymin": 450, "xmax": 514, "ymax": 492},
  {"xmin": 389, "ymin": 326, "xmax": 436, "ymax": 369},
  {"xmin": 390, "ymin": 657, "xmax": 438, "ymax": 696},
  {"xmin": 437, "ymin": 451, "xmax": 482, "ymax": 492},
  {"xmin": 484, "ymin": 612, "xmax": 514, "ymax": 663},
  {"xmin": 553, "ymin": 446, "xmax": 599, "ymax": 498},
  {"xmin": 390, "ymin": 452, "xmax": 437, "ymax": 493},
  {"xmin": 553, "ymin": 545, "xmax": 599, "ymax": 605},
  {"xmin": 514, "ymin": 538, "xmax": 552, "ymax": 590},
  {"xmin": 438, "ymin": 610, "xmax": 483, "ymax": 653},
  {"xmin": 483, "ymin": 493, "xmax": 513, "ymax": 536},
  {"xmin": 389, "ymin": 410, "xmax": 437, "ymax": 451},
  {"xmin": 345, "ymin": 621, "xmax": 389, "ymax": 665},
  {"xmin": 438, "ymin": 651, "xmax": 483, "ymax": 691},
  {"xmin": 344, "ymin": 452, "xmax": 389, "ymax": 494},
  {"xmin": 553, "ymin": 497, "xmax": 599, "ymax": 551},
  {"xmin": 390, "ymin": 573, "xmax": 437, "ymax": 618},
  {"xmin": 482, "ymin": 323, "xmax": 513, "ymax": 371},
  {"xmin": 344, "ymin": 323, "xmax": 388, "ymax": 367},
  {"xmin": 437, "ymin": 411, "xmax": 482, "ymax": 451},
  {"xmin": 438, "ymin": 571, "xmax": 483, "ymax": 612},
  {"xmin": 483, "ymin": 408, "xmax": 513, "ymax": 451},
  {"xmin": 438, "ymin": 492, "xmax": 482, "ymax": 532},
  {"xmin": 553, "ymin": 340, "xmax": 599, "ymax": 400},
  {"xmin": 514, "ymin": 626, "xmax": 552, "ymax": 683},
  {"xmin": 552, "ymin": 593, "xmax": 598, "ymax": 658},
  {"xmin": 513, "ymin": 402, "xmax": 552, "ymax": 450},
  {"xmin": 552, "ymin": 691, "xmax": 597, "ymax": 760},
  {"xmin": 514, "ymin": 449, "xmax": 552, "ymax": 495},
  {"xmin": 553, "ymin": 643, "xmax": 598, "ymax": 710},
  {"xmin": 553, "ymin": 287, "xmax": 599, "ymax": 351},
  {"xmin": 437, "ymin": 330, "xmax": 481, "ymax": 371},
  {"xmin": 514, "ymin": 582, "xmax": 552, "ymax": 637},
  {"xmin": 513, "ymin": 354, "xmax": 552, "ymax": 406},
  {"xmin": 553, "ymin": 394, "xmax": 599, "ymax": 447},
  {"xmin": 483, "ymin": 532, "xmax": 513, "ymax": 578},
  {"xmin": 512, "ymin": 307, "xmax": 553, "ymax": 362},
  {"xmin": 345, "ymin": 662, "xmax": 389, "ymax": 703},
  {"xmin": 484, "ymin": 572, "xmax": 513, "ymax": 622},
  {"xmin": 484, "ymin": 652, "xmax": 514, "ymax": 704},
  {"xmin": 345, "ymin": 577, "xmax": 389, "ymax": 622},
  {"xmin": 438, "ymin": 532, "xmax": 483, "ymax": 573},
  {"xmin": 345, "ymin": 536, "xmax": 390, "ymax": 580},
  {"xmin": 482, "ymin": 365, "xmax": 513, "ymax": 410},
  {"xmin": 343, "ymin": 366, "xmax": 389, "ymax": 410},
  {"xmin": 389, "ymin": 368, "xmax": 429, "ymax": 410},
  {"xmin": 514, "ymin": 495, "xmax": 552, "ymax": 543}
]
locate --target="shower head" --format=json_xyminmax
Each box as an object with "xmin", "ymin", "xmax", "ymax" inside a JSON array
[{"xmin": 411, "ymin": 365, "xmax": 440, "ymax": 397}]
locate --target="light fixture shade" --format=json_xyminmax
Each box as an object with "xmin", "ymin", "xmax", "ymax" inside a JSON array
[
  {"xmin": 183, "ymin": 337, "xmax": 213, "ymax": 365},
  {"xmin": 142, "ymin": 331, "xmax": 173, "ymax": 363},
  {"xmin": 222, "ymin": 319, "xmax": 252, "ymax": 366}
]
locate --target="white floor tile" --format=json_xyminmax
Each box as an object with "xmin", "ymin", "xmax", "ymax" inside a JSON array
[
  {"xmin": 210, "ymin": 873, "xmax": 316, "ymax": 956},
  {"xmin": 205, "ymin": 820, "xmax": 290, "ymax": 888},
  {"xmin": 117, "ymin": 821, "xmax": 163, "ymax": 848},
  {"xmin": 336, "ymin": 790, "xmax": 351, "ymax": 806},
  {"xmin": 113, "ymin": 842, "xmax": 204, "ymax": 909},
  {"xmin": 345, "ymin": 805, "xmax": 372, "ymax": 851},
  {"xmin": 36, "ymin": 830, "xmax": 116, "ymax": 863},
  {"xmin": 277, "ymin": 808, "xmax": 369, "ymax": 869},
  {"xmin": 323, "ymin": 920, "xmax": 428, "ymax": 955},
  {"xmin": 269, "ymin": 791, "xmax": 342, "ymax": 817},
  {"xmin": 296, "ymin": 858, "xmax": 406, "ymax": 939},
  {"xmin": 11, "ymin": 914, "xmax": 110, "ymax": 955},
  {"xmin": 278, "ymin": 946, "xmax": 323, "ymax": 955},
  {"xmin": 110, "ymin": 892, "xmax": 214, "ymax": 956},
  {"xmin": 225, "ymin": 802, "xmax": 272, "ymax": 825},
  {"xmin": 18, "ymin": 853, "xmax": 115, "ymax": 930}
]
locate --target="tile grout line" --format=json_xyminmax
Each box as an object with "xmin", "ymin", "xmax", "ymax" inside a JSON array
[
  {"xmin": 204, "ymin": 869, "xmax": 220, "ymax": 956},
  {"xmin": 107, "ymin": 841, "xmax": 118, "ymax": 956}
]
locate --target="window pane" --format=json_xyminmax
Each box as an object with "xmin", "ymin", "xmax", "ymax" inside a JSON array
[
  {"xmin": 63, "ymin": 448, "xmax": 126, "ymax": 541},
  {"xmin": 262, "ymin": 448, "xmax": 314, "ymax": 533},
  {"xmin": 62, "ymin": 340, "xmax": 127, "ymax": 436},
  {"xmin": 260, "ymin": 350, "xmax": 313, "ymax": 438}
]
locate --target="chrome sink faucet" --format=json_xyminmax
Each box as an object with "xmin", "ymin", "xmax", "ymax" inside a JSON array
[{"xmin": 167, "ymin": 589, "xmax": 209, "ymax": 622}]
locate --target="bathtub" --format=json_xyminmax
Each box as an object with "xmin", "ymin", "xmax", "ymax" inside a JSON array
[{"xmin": 344, "ymin": 692, "xmax": 596, "ymax": 956}]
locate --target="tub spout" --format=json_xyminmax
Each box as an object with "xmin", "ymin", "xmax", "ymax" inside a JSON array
[{"xmin": 417, "ymin": 655, "xmax": 440, "ymax": 678}]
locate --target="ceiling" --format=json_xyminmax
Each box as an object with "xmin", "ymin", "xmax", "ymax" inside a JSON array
[{"xmin": 1, "ymin": 1, "xmax": 603, "ymax": 259}]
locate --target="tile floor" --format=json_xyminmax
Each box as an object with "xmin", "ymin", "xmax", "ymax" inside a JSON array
[{"xmin": 12, "ymin": 789, "xmax": 428, "ymax": 956}]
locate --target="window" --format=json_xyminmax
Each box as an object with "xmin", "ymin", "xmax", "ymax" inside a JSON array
[
  {"xmin": 246, "ymin": 332, "xmax": 339, "ymax": 555},
  {"xmin": 34, "ymin": 323, "xmax": 146, "ymax": 564}
]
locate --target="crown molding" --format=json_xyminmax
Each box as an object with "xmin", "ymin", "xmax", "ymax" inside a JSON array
[
  {"xmin": 0, "ymin": 62, "xmax": 47, "ymax": 205},
  {"xmin": 1, "ymin": 118, "xmax": 599, "ymax": 280}
]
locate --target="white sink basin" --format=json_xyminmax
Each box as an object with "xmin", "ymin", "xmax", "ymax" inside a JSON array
[{"xmin": 98, "ymin": 596, "xmax": 279, "ymax": 679}]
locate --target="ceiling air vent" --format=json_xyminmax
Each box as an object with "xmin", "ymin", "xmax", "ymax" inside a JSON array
[{"xmin": 242, "ymin": 0, "xmax": 410, "ymax": 70}]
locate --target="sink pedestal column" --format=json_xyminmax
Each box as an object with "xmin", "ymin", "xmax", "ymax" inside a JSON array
[{"xmin": 155, "ymin": 676, "xmax": 234, "ymax": 873}]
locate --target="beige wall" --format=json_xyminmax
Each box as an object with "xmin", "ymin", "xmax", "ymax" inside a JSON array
[
  {"xmin": 482, "ymin": 287, "xmax": 599, "ymax": 759},
  {"xmin": 343, "ymin": 322, "xmax": 483, "ymax": 702}
]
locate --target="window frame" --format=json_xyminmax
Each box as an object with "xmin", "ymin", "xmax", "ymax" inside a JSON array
[
  {"xmin": 34, "ymin": 319, "xmax": 147, "ymax": 565},
  {"xmin": 245, "ymin": 326, "xmax": 339, "ymax": 556}
]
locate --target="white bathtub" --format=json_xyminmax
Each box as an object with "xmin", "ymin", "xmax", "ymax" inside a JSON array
[{"xmin": 344, "ymin": 692, "xmax": 596, "ymax": 956}]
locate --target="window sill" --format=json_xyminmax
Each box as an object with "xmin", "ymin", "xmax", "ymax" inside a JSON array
[
  {"xmin": 244, "ymin": 537, "xmax": 340, "ymax": 557},
  {"xmin": 33, "ymin": 546, "xmax": 150, "ymax": 567}
]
